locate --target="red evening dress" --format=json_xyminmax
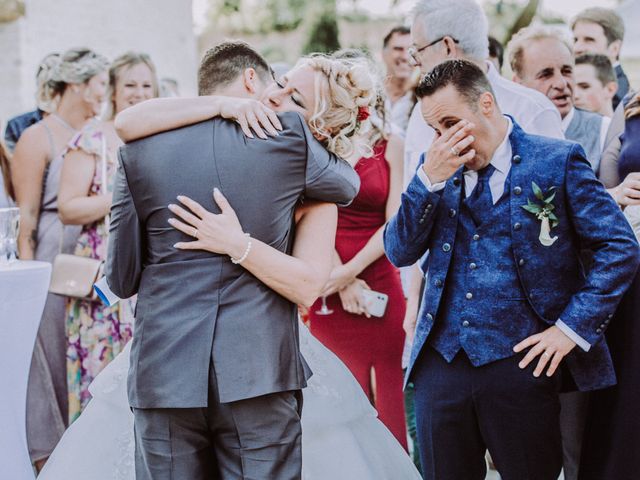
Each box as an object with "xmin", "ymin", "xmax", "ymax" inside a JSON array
[{"xmin": 309, "ymin": 140, "xmax": 408, "ymax": 449}]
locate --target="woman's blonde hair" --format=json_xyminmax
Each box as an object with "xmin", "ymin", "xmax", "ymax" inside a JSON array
[
  {"xmin": 301, "ymin": 55, "xmax": 377, "ymax": 158},
  {"xmin": 104, "ymin": 52, "xmax": 159, "ymax": 120},
  {"xmin": 0, "ymin": 142, "xmax": 14, "ymax": 201},
  {"xmin": 625, "ymin": 91, "xmax": 640, "ymax": 120},
  {"xmin": 332, "ymin": 48, "xmax": 389, "ymax": 149},
  {"xmin": 39, "ymin": 47, "xmax": 109, "ymax": 112}
]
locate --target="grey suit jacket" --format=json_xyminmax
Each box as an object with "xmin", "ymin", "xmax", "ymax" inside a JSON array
[{"xmin": 106, "ymin": 112, "xmax": 359, "ymax": 407}]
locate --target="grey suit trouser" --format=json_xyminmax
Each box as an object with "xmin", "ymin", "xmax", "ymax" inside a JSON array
[{"xmin": 133, "ymin": 363, "xmax": 303, "ymax": 480}]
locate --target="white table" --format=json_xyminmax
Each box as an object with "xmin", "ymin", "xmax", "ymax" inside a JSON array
[{"xmin": 0, "ymin": 261, "xmax": 51, "ymax": 480}]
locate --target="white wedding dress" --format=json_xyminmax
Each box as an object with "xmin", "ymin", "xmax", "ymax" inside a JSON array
[{"xmin": 40, "ymin": 322, "xmax": 421, "ymax": 479}]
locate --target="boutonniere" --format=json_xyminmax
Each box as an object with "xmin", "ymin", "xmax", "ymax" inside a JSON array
[{"xmin": 521, "ymin": 182, "xmax": 559, "ymax": 246}]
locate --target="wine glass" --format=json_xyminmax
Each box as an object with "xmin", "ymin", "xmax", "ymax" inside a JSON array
[
  {"xmin": 315, "ymin": 296, "xmax": 333, "ymax": 315},
  {"xmin": 0, "ymin": 207, "xmax": 20, "ymax": 265}
]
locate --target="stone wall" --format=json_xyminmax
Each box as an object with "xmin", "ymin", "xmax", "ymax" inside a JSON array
[{"xmin": 0, "ymin": 0, "xmax": 197, "ymax": 125}]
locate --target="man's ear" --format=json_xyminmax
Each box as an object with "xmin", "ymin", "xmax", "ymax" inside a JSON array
[
  {"xmin": 608, "ymin": 40, "xmax": 622, "ymax": 61},
  {"xmin": 479, "ymin": 91, "xmax": 495, "ymax": 116},
  {"xmin": 242, "ymin": 68, "xmax": 259, "ymax": 95},
  {"xmin": 605, "ymin": 80, "xmax": 619, "ymax": 100},
  {"xmin": 443, "ymin": 36, "xmax": 458, "ymax": 58}
]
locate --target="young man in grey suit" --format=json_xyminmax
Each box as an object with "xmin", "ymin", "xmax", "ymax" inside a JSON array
[{"xmin": 105, "ymin": 42, "xmax": 359, "ymax": 480}]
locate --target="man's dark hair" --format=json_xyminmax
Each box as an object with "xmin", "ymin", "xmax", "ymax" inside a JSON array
[
  {"xmin": 415, "ymin": 59, "xmax": 495, "ymax": 109},
  {"xmin": 198, "ymin": 41, "xmax": 272, "ymax": 95},
  {"xmin": 383, "ymin": 26, "xmax": 411, "ymax": 48},
  {"xmin": 488, "ymin": 36, "xmax": 504, "ymax": 69},
  {"xmin": 575, "ymin": 53, "xmax": 616, "ymax": 86}
]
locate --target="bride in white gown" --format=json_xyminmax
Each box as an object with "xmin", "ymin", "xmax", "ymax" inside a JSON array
[
  {"xmin": 40, "ymin": 320, "xmax": 420, "ymax": 479},
  {"xmin": 40, "ymin": 197, "xmax": 421, "ymax": 480}
]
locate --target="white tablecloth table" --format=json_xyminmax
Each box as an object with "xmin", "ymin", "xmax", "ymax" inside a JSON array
[{"xmin": 0, "ymin": 261, "xmax": 51, "ymax": 480}]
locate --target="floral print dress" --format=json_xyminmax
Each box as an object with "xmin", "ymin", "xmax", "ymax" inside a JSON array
[{"xmin": 65, "ymin": 121, "xmax": 134, "ymax": 423}]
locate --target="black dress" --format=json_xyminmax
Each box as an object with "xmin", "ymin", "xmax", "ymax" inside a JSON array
[{"xmin": 579, "ymin": 107, "xmax": 640, "ymax": 480}]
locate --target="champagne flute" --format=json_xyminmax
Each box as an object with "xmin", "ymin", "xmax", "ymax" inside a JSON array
[{"xmin": 315, "ymin": 295, "xmax": 333, "ymax": 315}]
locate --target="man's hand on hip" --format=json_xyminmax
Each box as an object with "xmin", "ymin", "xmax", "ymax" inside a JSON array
[
  {"xmin": 422, "ymin": 120, "xmax": 476, "ymax": 184},
  {"xmin": 513, "ymin": 326, "xmax": 577, "ymax": 378}
]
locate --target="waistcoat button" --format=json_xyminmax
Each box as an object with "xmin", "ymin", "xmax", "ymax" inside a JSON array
[
  {"xmin": 473, "ymin": 234, "xmax": 480, "ymax": 241},
  {"xmin": 449, "ymin": 209, "xmax": 457, "ymax": 218},
  {"xmin": 514, "ymin": 222, "xmax": 522, "ymax": 231},
  {"xmin": 462, "ymin": 320, "xmax": 470, "ymax": 327},
  {"xmin": 426, "ymin": 313, "xmax": 433, "ymax": 321},
  {"xmin": 443, "ymin": 243, "xmax": 451, "ymax": 252},
  {"xmin": 513, "ymin": 155, "xmax": 521, "ymax": 164},
  {"xmin": 514, "ymin": 186, "xmax": 522, "ymax": 195},
  {"xmin": 519, "ymin": 258, "xmax": 525, "ymax": 266},
  {"xmin": 465, "ymin": 292, "xmax": 473, "ymax": 300},
  {"xmin": 434, "ymin": 279, "xmax": 443, "ymax": 287},
  {"xmin": 469, "ymin": 263, "xmax": 477, "ymax": 270}
]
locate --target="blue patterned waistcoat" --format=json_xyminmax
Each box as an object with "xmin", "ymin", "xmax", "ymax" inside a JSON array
[{"xmin": 429, "ymin": 173, "xmax": 542, "ymax": 365}]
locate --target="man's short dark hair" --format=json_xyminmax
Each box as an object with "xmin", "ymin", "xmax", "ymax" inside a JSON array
[
  {"xmin": 575, "ymin": 53, "xmax": 616, "ymax": 86},
  {"xmin": 415, "ymin": 59, "xmax": 495, "ymax": 109},
  {"xmin": 198, "ymin": 41, "xmax": 272, "ymax": 95},
  {"xmin": 383, "ymin": 26, "xmax": 411, "ymax": 48},
  {"xmin": 488, "ymin": 36, "xmax": 504, "ymax": 69}
]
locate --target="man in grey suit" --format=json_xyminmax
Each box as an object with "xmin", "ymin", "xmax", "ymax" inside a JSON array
[{"xmin": 105, "ymin": 42, "xmax": 360, "ymax": 479}]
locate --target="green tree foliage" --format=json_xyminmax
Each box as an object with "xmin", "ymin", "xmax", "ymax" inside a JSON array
[{"xmin": 303, "ymin": 12, "xmax": 341, "ymax": 54}]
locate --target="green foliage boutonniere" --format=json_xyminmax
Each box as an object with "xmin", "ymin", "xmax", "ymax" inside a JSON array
[{"xmin": 521, "ymin": 182, "xmax": 559, "ymax": 246}]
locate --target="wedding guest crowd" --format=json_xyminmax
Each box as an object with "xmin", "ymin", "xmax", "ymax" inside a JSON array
[
  {"xmin": 3, "ymin": 0, "xmax": 639, "ymax": 478},
  {"xmin": 572, "ymin": 7, "xmax": 629, "ymax": 109},
  {"xmin": 508, "ymin": 26, "xmax": 610, "ymax": 173}
]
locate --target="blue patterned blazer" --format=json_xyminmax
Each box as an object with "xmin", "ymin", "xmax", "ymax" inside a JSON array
[{"xmin": 384, "ymin": 120, "xmax": 640, "ymax": 391}]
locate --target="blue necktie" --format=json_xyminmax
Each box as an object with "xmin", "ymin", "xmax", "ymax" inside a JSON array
[{"xmin": 465, "ymin": 164, "xmax": 496, "ymax": 226}]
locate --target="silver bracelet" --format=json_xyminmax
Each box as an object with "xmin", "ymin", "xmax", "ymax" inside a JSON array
[{"xmin": 230, "ymin": 233, "xmax": 252, "ymax": 265}]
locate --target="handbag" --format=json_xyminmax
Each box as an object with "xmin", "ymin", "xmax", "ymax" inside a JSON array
[{"xmin": 49, "ymin": 135, "xmax": 109, "ymax": 300}]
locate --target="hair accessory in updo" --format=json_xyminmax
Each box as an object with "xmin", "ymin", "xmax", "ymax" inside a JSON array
[{"xmin": 357, "ymin": 106, "xmax": 370, "ymax": 122}]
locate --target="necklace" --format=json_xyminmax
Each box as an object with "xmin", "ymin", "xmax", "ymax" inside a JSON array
[{"xmin": 51, "ymin": 113, "xmax": 78, "ymax": 133}]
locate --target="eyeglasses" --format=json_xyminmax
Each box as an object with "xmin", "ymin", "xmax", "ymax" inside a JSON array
[{"xmin": 409, "ymin": 37, "xmax": 460, "ymax": 61}]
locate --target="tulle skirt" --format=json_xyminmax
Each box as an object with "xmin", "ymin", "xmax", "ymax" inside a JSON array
[{"xmin": 40, "ymin": 322, "xmax": 421, "ymax": 479}]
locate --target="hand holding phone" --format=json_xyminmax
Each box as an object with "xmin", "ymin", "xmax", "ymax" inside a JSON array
[{"xmin": 360, "ymin": 289, "xmax": 389, "ymax": 318}]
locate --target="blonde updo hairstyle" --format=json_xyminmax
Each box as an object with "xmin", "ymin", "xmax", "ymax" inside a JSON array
[
  {"xmin": 35, "ymin": 53, "xmax": 61, "ymax": 112},
  {"xmin": 39, "ymin": 47, "xmax": 110, "ymax": 112},
  {"xmin": 332, "ymin": 48, "xmax": 388, "ymax": 148},
  {"xmin": 301, "ymin": 55, "xmax": 376, "ymax": 158},
  {"xmin": 104, "ymin": 52, "xmax": 159, "ymax": 120}
]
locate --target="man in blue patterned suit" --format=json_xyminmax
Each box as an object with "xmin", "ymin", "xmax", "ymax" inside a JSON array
[{"xmin": 384, "ymin": 60, "xmax": 640, "ymax": 480}]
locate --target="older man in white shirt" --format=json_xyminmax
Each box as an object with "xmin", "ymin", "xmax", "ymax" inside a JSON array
[{"xmin": 404, "ymin": 0, "xmax": 563, "ymax": 188}]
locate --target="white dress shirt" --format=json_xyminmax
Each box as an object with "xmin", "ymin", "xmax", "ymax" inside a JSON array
[
  {"xmin": 415, "ymin": 115, "xmax": 591, "ymax": 352},
  {"xmin": 384, "ymin": 91, "xmax": 415, "ymax": 138},
  {"xmin": 561, "ymin": 107, "xmax": 611, "ymax": 152}
]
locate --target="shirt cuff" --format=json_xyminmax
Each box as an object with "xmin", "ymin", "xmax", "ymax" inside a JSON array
[
  {"xmin": 94, "ymin": 277, "xmax": 122, "ymax": 307},
  {"xmin": 417, "ymin": 167, "xmax": 446, "ymax": 192},
  {"xmin": 556, "ymin": 319, "xmax": 591, "ymax": 352}
]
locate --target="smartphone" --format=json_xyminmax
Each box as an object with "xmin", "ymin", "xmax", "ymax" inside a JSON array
[{"xmin": 361, "ymin": 289, "xmax": 389, "ymax": 318}]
